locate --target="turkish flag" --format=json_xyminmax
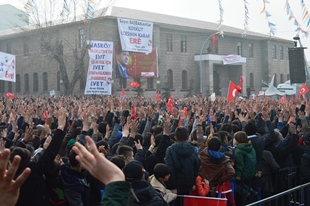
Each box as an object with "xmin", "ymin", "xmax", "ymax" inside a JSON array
[
  {"xmin": 183, "ymin": 107, "xmax": 188, "ymax": 117},
  {"xmin": 227, "ymin": 81, "xmax": 240, "ymax": 102},
  {"xmin": 239, "ymin": 73, "xmax": 244, "ymax": 92},
  {"xmin": 298, "ymin": 84, "xmax": 309, "ymax": 98},
  {"xmin": 255, "ymin": 94, "xmax": 258, "ymax": 99},
  {"xmin": 280, "ymin": 95, "xmax": 287, "ymax": 103},
  {"xmin": 121, "ymin": 87, "xmax": 126, "ymax": 95},
  {"xmin": 5, "ymin": 92, "xmax": 14, "ymax": 99},
  {"xmin": 166, "ymin": 95, "xmax": 173, "ymax": 114},
  {"xmin": 131, "ymin": 106, "xmax": 137, "ymax": 120},
  {"xmin": 156, "ymin": 91, "xmax": 161, "ymax": 101}
]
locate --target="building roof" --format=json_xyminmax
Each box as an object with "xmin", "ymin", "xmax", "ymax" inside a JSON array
[
  {"xmin": 0, "ymin": 5, "xmax": 291, "ymax": 42},
  {"xmin": 104, "ymin": 6, "xmax": 291, "ymax": 42}
]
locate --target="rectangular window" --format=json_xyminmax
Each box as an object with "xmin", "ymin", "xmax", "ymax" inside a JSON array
[
  {"xmin": 248, "ymin": 43, "xmax": 253, "ymax": 57},
  {"xmin": 166, "ymin": 34, "xmax": 173, "ymax": 52},
  {"xmin": 272, "ymin": 45, "xmax": 277, "ymax": 59},
  {"xmin": 237, "ymin": 42, "xmax": 242, "ymax": 56},
  {"xmin": 286, "ymin": 47, "xmax": 289, "ymax": 60},
  {"xmin": 23, "ymin": 42, "xmax": 29, "ymax": 56},
  {"xmin": 147, "ymin": 78, "xmax": 154, "ymax": 89},
  {"xmin": 79, "ymin": 29, "xmax": 86, "ymax": 48},
  {"xmin": 181, "ymin": 36, "xmax": 187, "ymax": 53},
  {"xmin": 279, "ymin": 46, "xmax": 283, "ymax": 59},
  {"xmin": 6, "ymin": 42, "xmax": 11, "ymax": 53}
]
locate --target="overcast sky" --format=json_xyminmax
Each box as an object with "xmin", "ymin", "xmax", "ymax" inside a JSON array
[{"xmin": 2, "ymin": 0, "xmax": 310, "ymax": 60}]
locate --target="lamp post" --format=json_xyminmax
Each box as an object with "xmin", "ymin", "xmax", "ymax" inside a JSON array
[{"xmin": 199, "ymin": 32, "xmax": 219, "ymax": 95}]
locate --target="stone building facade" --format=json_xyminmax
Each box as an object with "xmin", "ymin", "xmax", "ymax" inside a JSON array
[{"xmin": 0, "ymin": 6, "xmax": 292, "ymax": 98}]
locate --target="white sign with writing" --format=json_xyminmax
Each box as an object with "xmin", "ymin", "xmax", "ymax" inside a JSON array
[
  {"xmin": 0, "ymin": 52, "xmax": 16, "ymax": 82},
  {"xmin": 84, "ymin": 40, "xmax": 113, "ymax": 95},
  {"xmin": 117, "ymin": 17, "xmax": 153, "ymax": 54}
]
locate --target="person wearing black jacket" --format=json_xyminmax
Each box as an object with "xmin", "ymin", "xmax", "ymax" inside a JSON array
[{"xmin": 11, "ymin": 108, "xmax": 67, "ymax": 206}]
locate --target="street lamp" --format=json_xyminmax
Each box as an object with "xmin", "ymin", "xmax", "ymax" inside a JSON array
[{"xmin": 199, "ymin": 32, "xmax": 220, "ymax": 94}]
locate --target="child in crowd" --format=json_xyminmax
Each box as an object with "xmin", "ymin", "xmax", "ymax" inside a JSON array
[
  {"xmin": 150, "ymin": 163, "xmax": 177, "ymax": 203},
  {"xmin": 234, "ymin": 131, "xmax": 257, "ymax": 204},
  {"xmin": 190, "ymin": 175, "xmax": 210, "ymax": 197}
]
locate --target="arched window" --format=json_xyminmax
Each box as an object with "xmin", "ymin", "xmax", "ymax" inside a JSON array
[
  {"xmin": 16, "ymin": 74, "xmax": 21, "ymax": 93},
  {"xmin": 147, "ymin": 78, "xmax": 154, "ymax": 89},
  {"xmin": 119, "ymin": 78, "xmax": 127, "ymax": 88},
  {"xmin": 287, "ymin": 74, "xmax": 290, "ymax": 81},
  {"xmin": 24, "ymin": 74, "xmax": 29, "ymax": 93},
  {"xmin": 182, "ymin": 70, "xmax": 188, "ymax": 89},
  {"xmin": 274, "ymin": 74, "xmax": 277, "ymax": 86},
  {"xmin": 280, "ymin": 74, "xmax": 284, "ymax": 83},
  {"xmin": 57, "ymin": 71, "xmax": 60, "ymax": 91},
  {"xmin": 250, "ymin": 73, "xmax": 254, "ymax": 89},
  {"xmin": 43, "ymin": 72, "xmax": 48, "ymax": 91},
  {"xmin": 167, "ymin": 69, "xmax": 173, "ymax": 89},
  {"xmin": 8, "ymin": 82, "xmax": 12, "ymax": 92},
  {"xmin": 33, "ymin": 73, "xmax": 38, "ymax": 92},
  {"xmin": 0, "ymin": 81, "xmax": 4, "ymax": 93}
]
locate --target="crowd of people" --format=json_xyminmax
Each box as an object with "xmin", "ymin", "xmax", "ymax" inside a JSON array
[{"xmin": 1, "ymin": 94, "xmax": 310, "ymax": 206}]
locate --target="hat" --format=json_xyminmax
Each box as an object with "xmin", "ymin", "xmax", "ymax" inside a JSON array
[
  {"xmin": 67, "ymin": 138, "xmax": 76, "ymax": 148},
  {"xmin": 10, "ymin": 147, "xmax": 31, "ymax": 169},
  {"xmin": 123, "ymin": 160, "xmax": 144, "ymax": 182},
  {"xmin": 304, "ymin": 132, "xmax": 310, "ymax": 144}
]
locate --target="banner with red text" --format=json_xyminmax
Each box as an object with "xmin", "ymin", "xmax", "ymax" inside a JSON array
[
  {"xmin": 84, "ymin": 40, "xmax": 113, "ymax": 95},
  {"xmin": 0, "ymin": 52, "xmax": 16, "ymax": 82},
  {"xmin": 117, "ymin": 17, "xmax": 153, "ymax": 54},
  {"xmin": 114, "ymin": 45, "xmax": 158, "ymax": 78}
]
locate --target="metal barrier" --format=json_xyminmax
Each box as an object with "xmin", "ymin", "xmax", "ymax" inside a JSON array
[{"xmin": 246, "ymin": 183, "xmax": 310, "ymax": 206}]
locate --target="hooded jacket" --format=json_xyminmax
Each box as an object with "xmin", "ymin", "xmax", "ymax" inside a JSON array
[
  {"xmin": 196, "ymin": 124, "xmax": 234, "ymax": 184},
  {"xmin": 234, "ymin": 143, "xmax": 257, "ymax": 180},
  {"xmin": 61, "ymin": 163, "xmax": 89, "ymax": 206},
  {"xmin": 165, "ymin": 141, "xmax": 200, "ymax": 194},
  {"xmin": 199, "ymin": 148, "xmax": 235, "ymax": 184},
  {"xmin": 131, "ymin": 180, "xmax": 169, "ymax": 206}
]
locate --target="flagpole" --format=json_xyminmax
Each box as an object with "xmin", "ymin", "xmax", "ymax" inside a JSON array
[{"xmin": 199, "ymin": 32, "xmax": 219, "ymax": 95}]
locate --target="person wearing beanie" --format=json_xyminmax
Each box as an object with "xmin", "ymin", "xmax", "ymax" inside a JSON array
[{"xmin": 123, "ymin": 160, "xmax": 169, "ymax": 206}]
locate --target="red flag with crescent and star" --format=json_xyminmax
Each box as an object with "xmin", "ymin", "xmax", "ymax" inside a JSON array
[
  {"xmin": 227, "ymin": 81, "xmax": 240, "ymax": 102},
  {"xmin": 298, "ymin": 84, "xmax": 309, "ymax": 99}
]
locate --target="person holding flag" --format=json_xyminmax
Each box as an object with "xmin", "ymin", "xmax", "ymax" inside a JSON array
[
  {"xmin": 227, "ymin": 81, "xmax": 241, "ymax": 102},
  {"xmin": 298, "ymin": 84, "xmax": 310, "ymax": 99}
]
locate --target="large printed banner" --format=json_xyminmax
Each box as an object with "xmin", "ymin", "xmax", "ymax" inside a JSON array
[
  {"xmin": 114, "ymin": 46, "xmax": 158, "ymax": 78},
  {"xmin": 84, "ymin": 41, "xmax": 113, "ymax": 95},
  {"xmin": 222, "ymin": 54, "xmax": 245, "ymax": 65},
  {"xmin": 117, "ymin": 18, "xmax": 153, "ymax": 54},
  {"xmin": 0, "ymin": 52, "xmax": 16, "ymax": 82}
]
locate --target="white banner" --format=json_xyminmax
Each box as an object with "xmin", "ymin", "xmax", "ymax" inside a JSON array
[
  {"xmin": 222, "ymin": 54, "xmax": 244, "ymax": 65},
  {"xmin": 117, "ymin": 18, "xmax": 153, "ymax": 54},
  {"xmin": 84, "ymin": 41, "xmax": 113, "ymax": 95},
  {"xmin": 0, "ymin": 52, "xmax": 16, "ymax": 82}
]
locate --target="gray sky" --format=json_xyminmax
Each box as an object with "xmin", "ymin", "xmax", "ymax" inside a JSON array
[{"xmin": 2, "ymin": 0, "xmax": 310, "ymax": 60}]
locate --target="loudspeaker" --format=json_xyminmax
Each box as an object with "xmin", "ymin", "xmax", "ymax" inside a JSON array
[{"xmin": 288, "ymin": 48, "xmax": 305, "ymax": 83}]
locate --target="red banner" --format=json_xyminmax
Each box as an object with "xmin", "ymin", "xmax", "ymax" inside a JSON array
[
  {"xmin": 114, "ymin": 46, "xmax": 158, "ymax": 78},
  {"xmin": 181, "ymin": 195, "xmax": 227, "ymax": 206}
]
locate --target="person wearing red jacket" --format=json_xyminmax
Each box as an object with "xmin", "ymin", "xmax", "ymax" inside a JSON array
[{"xmin": 190, "ymin": 175, "xmax": 210, "ymax": 196}]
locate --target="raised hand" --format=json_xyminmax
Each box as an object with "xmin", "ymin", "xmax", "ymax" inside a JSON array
[
  {"xmin": 56, "ymin": 108, "xmax": 67, "ymax": 131},
  {"xmin": 0, "ymin": 149, "xmax": 31, "ymax": 206},
  {"xmin": 72, "ymin": 136, "xmax": 124, "ymax": 185}
]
